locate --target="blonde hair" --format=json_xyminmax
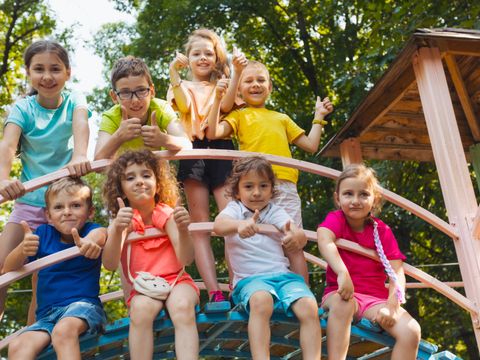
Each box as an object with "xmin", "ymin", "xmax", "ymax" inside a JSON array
[
  {"xmin": 45, "ymin": 177, "xmax": 92, "ymax": 209},
  {"xmin": 184, "ymin": 28, "xmax": 230, "ymax": 81},
  {"xmin": 335, "ymin": 164, "xmax": 383, "ymax": 216}
]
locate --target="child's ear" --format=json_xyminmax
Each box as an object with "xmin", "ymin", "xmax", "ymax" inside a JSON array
[
  {"xmin": 66, "ymin": 68, "xmax": 71, "ymax": 81},
  {"xmin": 45, "ymin": 209, "xmax": 53, "ymax": 224},
  {"xmin": 110, "ymin": 89, "xmax": 119, "ymax": 104},
  {"xmin": 333, "ymin": 192, "xmax": 340, "ymax": 207},
  {"xmin": 88, "ymin": 206, "xmax": 95, "ymax": 220},
  {"xmin": 150, "ymin": 84, "xmax": 155, "ymax": 98}
]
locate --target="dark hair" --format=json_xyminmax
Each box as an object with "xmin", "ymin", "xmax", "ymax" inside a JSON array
[
  {"xmin": 225, "ymin": 156, "xmax": 277, "ymax": 199},
  {"xmin": 110, "ymin": 56, "xmax": 153, "ymax": 88},
  {"xmin": 103, "ymin": 150, "xmax": 179, "ymax": 217},
  {"xmin": 24, "ymin": 40, "xmax": 70, "ymax": 96},
  {"xmin": 45, "ymin": 177, "xmax": 92, "ymax": 209}
]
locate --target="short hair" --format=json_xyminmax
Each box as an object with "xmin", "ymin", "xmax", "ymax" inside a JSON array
[
  {"xmin": 335, "ymin": 164, "xmax": 383, "ymax": 215},
  {"xmin": 225, "ymin": 156, "xmax": 277, "ymax": 199},
  {"xmin": 45, "ymin": 177, "xmax": 93, "ymax": 209},
  {"xmin": 110, "ymin": 56, "xmax": 153, "ymax": 88},
  {"xmin": 241, "ymin": 60, "xmax": 271, "ymax": 82}
]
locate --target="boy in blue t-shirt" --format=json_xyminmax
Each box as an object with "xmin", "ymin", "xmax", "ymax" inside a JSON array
[{"xmin": 3, "ymin": 177, "xmax": 107, "ymax": 360}]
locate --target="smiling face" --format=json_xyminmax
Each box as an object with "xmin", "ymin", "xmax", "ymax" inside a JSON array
[
  {"xmin": 27, "ymin": 51, "xmax": 71, "ymax": 107},
  {"xmin": 110, "ymin": 75, "xmax": 154, "ymax": 123},
  {"xmin": 238, "ymin": 64, "xmax": 272, "ymax": 108},
  {"xmin": 187, "ymin": 38, "xmax": 217, "ymax": 81},
  {"xmin": 335, "ymin": 177, "xmax": 376, "ymax": 231},
  {"xmin": 236, "ymin": 170, "xmax": 273, "ymax": 211},
  {"xmin": 120, "ymin": 162, "xmax": 157, "ymax": 209},
  {"xmin": 46, "ymin": 187, "xmax": 93, "ymax": 240}
]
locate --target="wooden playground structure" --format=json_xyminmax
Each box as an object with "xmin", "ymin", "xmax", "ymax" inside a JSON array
[{"xmin": 1, "ymin": 28, "xmax": 480, "ymax": 358}]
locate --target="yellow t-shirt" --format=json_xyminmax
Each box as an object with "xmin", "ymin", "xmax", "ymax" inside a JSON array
[
  {"xmin": 224, "ymin": 107, "xmax": 305, "ymax": 183},
  {"xmin": 100, "ymin": 98, "xmax": 177, "ymax": 153}
]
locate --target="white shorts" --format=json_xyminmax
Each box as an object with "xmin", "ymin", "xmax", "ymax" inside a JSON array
[{"xmin": 272, "ymin": 180, "xmax": 302, "ymax": 227}]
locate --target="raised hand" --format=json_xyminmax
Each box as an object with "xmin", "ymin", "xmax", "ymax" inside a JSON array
[
  {"xmin": 232, "ymin": 47, "xmax": 248, "ymax": 73},
  {"xmin": 20, "ymin": 221, "xmax": 39, "ymax": 257},
  {"xmin": 336, "ymin": 270, "xmax": 354, "ymax": 301},
  {"xmin": 173, "ymin": 206, "xmax": 191, "ymax": 233},
  {"xmin": 170, "ymin": 51, "xmax": 189, "ymax": 71},
  {"xmin": 0, "ymin": 179, "xmax": 25, "ymax": 201},
  {"xmin": 72, "ymin": 227, "xmax": 102, "ymax": 259},
  {"xmin": 314, "ymin": 96, "xmax": 334, "ymax": 119},
  {"xmin": 117, "ymin": 105, "xmax": 142, "ymax": 142},
  {"xmin": 141, "ymin": 110, "xmax": 169, "ymax": 148},
  {"xmin": 113, "ymin": 197, "xmax": 133, "ymax": 232},
  {"xmin": 282, "ymin": 220, "xmax": 307, "ymax": 251},
  {"xmin": 238, "ymin": 209, "xmax": 260, "ymax": 238},
  {"xmin": 215, "ymin": 75, "xmax": 229, "ymax": 99}
]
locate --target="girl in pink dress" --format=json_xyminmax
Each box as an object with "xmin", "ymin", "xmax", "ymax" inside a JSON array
[
  {"xmin": 102, "ymin": 149, "xmax": 199, "ymax": 360},
  {"xmin": 317, "ymin": 164, "xmax": 421, "ymax": 359}
]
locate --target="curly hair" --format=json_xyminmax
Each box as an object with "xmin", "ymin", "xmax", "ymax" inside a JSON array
[
  {"xmin": 335, "ymin": 163, "xmax": 383, "ymax": 216},
  {"xmin": 225, "ymin": 156, "xmax": 277, "ymax": 200},
  {"xmin": 184, "ymin": 28, "xmax": 230, "ymax": 81},
  {"xmin": 102, "ymin": 150, "xmax": 179, "ymax": 217}
]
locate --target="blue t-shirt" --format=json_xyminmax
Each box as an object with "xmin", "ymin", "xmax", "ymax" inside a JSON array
[
  {"xmin": 5, "ymin": 91, "xmax": 90, "ymax": 207},
  {"xmin": 28, "ymin": 222, "xmax": 102, "ymax": 319}
]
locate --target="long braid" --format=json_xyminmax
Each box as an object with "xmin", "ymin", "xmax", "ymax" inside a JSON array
[{"xmin": 372, "ymin": 220, "xmax": 406, "ymax": 304}]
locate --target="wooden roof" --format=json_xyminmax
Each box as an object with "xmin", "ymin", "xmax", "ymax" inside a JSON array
[{"xmin": 320, "ymin": 28, "xmax": 480, "ymax": 162}]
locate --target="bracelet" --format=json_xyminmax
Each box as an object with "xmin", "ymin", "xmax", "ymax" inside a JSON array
[
  {"xmin": 171, "ymin": 80, "xmax": 182, "ymax": 88},
  {"xmin": 312, "ymin": 119, "xmax": 328, "ymax": 126}
]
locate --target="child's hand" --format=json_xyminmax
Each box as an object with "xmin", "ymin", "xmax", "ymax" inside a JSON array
[
  {"xmin": 238, "ymin": 209, "xmax": 260, "ymax": 238},
  {"xmin": 282, "ymin": 220, "xmax": 307, "ymax": 251},
  {"xmin": 113, "ymin": 197, "xmax": 133, "ymax": 232},
  {"xmin": 173, "ymin": 206, "xmax": 190, "ymax": 233},
  {"xmin": 117, "ymin": 105, "xmax": 142, "ymax": 142},
  {"xmin": 232, "ymin": 47, "xmax": 248, "ymax": 74},
  {"xmin": 72, "ymin": 228, "xmax": 102, "ymax": 259},
  {"xmin": 215, "ymin": 76, "xmax": 229, "ymax": 99},
  {"xmin": 170, "ymin": 51, "xmax": 189, "ymax": 71},
  {"xmin": 314, "ymin": 96, "xmax": 334, "ymax": 119},
  {"xmin": 20, "ymin": 221, "xmax": 39, "ymax": 257},
  {"xmin": 66, "ymin": 156, "xmax": 91, "ymax": 177},
  {"xmin": 0, "ymin": 179, "xmax": 25, "ymax": 201},
  {"xmin": 374, "ymin": 303, "xmax": 399, "ymax": 329},
  {"xmin": 336, "ymin": 270, "xmax": 354, "ymax": 301},
  {"xmin": 141, "ymin": 111, "xmax": 169, "ymax": 148}
]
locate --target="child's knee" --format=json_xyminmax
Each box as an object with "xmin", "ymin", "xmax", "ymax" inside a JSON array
[
  {"xmin": 168, "ymin": 298, "xmax": 196, "ymax": 325},
  {"xmin": 396, "ymin": 317, "xmax": 421, "ymax": 345},
  {"xmin": 51, "ymin": 319, "xmax": 84, "ymax": 345},
  {"xmin": 130, "ymin": 298, "xmax": 159, "ymax": 325},
  {"xmin": 325, "ymin": 294, "xmax": 355, "ymax": 319},
  {"xmin": 8, "ymin": 336, "xmax": 25, "ymax": 358},
  {"xmin": 293, "ymin": 297, "xmax": 319, "ymax": 322},
  {"xmin": 249, "ymin": 291, "xmax": 274, "ymax": 315}
]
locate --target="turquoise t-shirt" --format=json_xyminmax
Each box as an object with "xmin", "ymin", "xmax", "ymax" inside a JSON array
[{"xmin": 5, "ymin": 91, "xmax": 90, "ymax": 207}]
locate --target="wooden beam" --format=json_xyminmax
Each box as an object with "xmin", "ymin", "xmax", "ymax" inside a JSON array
[
  {"xmin": 445, "ymin": 54, "xmax": 480, "ymax": 141},
  {"xmin": 413, "ymin": 47, "xmax": 480, "ymax": 346},
  {"xmin": 339, "ymin": 138, "xmax": 363, "ymax": 167}
]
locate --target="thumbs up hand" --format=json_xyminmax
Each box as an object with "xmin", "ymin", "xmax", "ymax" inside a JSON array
[
  {"xmin": 314, "ymin": 96, "xmax": 333, "ymax": 119},
  {"xmin": 113, "ymin": 197, "xmax": 133, "ymax": 232},
  {"xmin": 141, "ymin": 111, "xmax": 168, "ymax": 148},
  {"xmin": 173, "ymin": 206, "xmax": 191, "ymax": 233},
  {"xmin": 215, "ymin": 75, "xmax": 229, "ymax": 100},
  {"xmin": 238, "ymin": 209, "xmax": 260, "ymax": 238},
  {"xmin": 20, "ymin": 221, "xmax": 39, "ymax": 257},
  {"xmin": 72, "ymin": 227, "xmax": 102, "ymax": 259},
  {"xmin": 117, "ymin": 105, "xmax": 142, "ymax": 142},
  {"xmin": 282, "ymin": 220, "xmax": 307, "ymax": 251},
  {"xmin": 232, "ymin": 47, "xmax": 248, "ymax": 73},
  {"xmin": 170, "ymin": 51, "xmax": 189, "ymax": 71}
]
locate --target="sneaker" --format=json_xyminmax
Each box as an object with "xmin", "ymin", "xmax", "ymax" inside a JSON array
[
  {"xmin": 209, "ymin": 290, "xmax": 227, "ymax": 302},
  {"xmin": 204, "ymin": 290, "xmax": 231, "ymax": 313}
]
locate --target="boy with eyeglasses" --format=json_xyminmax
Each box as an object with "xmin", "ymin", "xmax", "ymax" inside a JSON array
[{"xmin": 95, "ymin": 56, "xmax": 192, "ymax": 160}]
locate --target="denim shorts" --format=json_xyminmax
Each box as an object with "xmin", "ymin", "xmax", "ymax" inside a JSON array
[
  {"xmin": 232, "ymin": 272, "xmax": 315, "ymax": 317},
  {"xmin": 24, "ymin": 300, "xmax": 106, "ymax": 336}
]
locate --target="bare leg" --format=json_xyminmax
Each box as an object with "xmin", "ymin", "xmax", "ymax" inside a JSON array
[
  {"xmin": 284, "ymin": 249, "xmax": 309, "ymax": 284},
  {"xmin": 183, "ymin": 179, "xmax": 220, "ymax": 294},
  {"xmin": 248, "ymin": 291, "xmax": 273, "ymax": 360},
  {"xmin": 213, "ymin": 184, "xmax": 232, "ymax": 288},
  {"xmin": 51, "ymin": 317, "xmax": 89, "ymax": 360},
  {"xmin": 363, "ymin": 304, "xmax": 421, "ymax": 360},
  {"xmin": 27, "ymin": 272, "xmax": 38, "ymax": 325},
  {"xmin": 322, "ymin": 293, "xmax": 356, "ymax": 359},
  {"xmin": 166, "ymin": 284, "xmax": 199, "ymax": 359},
  {"xmin": 0, "ymin": 222, "xmax": 26, "ymax": 320},
  {"xmin": 291, "ymin": 297, "xmax": 321, "ymax": 360},
  {"xmin": 8, "ymin": 330, "xmax": 51, "ymax": 360}
]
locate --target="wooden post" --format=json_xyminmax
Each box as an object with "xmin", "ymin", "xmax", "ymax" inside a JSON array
[
  {"xmin": 413, "ymin": 47, "xmax": 480, "ymax": 350},
  {"xmin": 339, "ymin": 137, "xmax": 363, "ymax": 167}
]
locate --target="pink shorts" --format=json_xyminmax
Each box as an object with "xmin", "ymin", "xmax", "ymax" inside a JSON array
[
  {"xmin": 322, "ymin": 291, "xmax": 387, "ymax": 319},
  {"xmin": 7, "ymin": 202, "xmax": 47, "ymax": 231}
]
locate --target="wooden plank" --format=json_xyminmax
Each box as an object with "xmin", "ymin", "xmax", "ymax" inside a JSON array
[
  {"xmin": 339, "ymin": 138, "xmax": 363, "ymax": 166},
  {"xmin": 445, "ymin": 54, "xmax": 480, "ymax": 141}
]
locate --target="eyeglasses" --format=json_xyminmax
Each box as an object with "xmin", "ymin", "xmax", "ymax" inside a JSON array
[{"xmin": 114, "ymin": 87, "xmax": 150, "ymax": 100}]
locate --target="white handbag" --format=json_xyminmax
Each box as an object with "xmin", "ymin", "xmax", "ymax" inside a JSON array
[{"xmin": 127, "ymin": 243, "xmax": 184, "ymax": 301}]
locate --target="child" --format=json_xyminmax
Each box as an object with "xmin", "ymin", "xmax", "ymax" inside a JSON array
[
  {"xmin": 102, "ymin": 150, "xmax": 199, "ymax": 359},
  {"xmin": 94, "ymin": 55, "xmax": 191, "ymax": 160},
  {"xmin": 4, "ymin": 177, "xmax": 107, "ymax": 360},
  {"xmin": 207, "ymin": 60, "xmax": 334, "ymax": 283},
  {"xmin": 214, "ymin": 156, "xmax": 321, "ymax": 360},
  {"xmin": 168, "ymin": 28, "xmax": 246, "ymax": 303},
  {"xmin": 0, "ymin": 39, "xmax": 92, "ymax": 319},
  {"xmin": 317, "ymin": 164, "xmax": 421, "ymax": 359}
]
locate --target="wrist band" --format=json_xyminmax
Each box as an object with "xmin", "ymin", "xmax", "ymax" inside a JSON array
[
  {"xmin": 312, "ymin": 119, "xmax": 328, "ymax": 126},
  {"xmin": 171, "ymin": 80, "xmax": 182, "ymax": 88}
]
